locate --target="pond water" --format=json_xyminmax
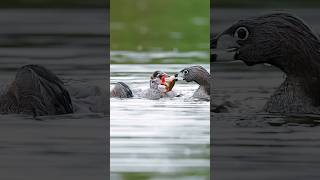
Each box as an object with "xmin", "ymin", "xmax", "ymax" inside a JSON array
[
  {"xmin": 212, "ymin": 8, "xmax": 320, "ymax": 180},
  {"xmin": 110, "ymin": 63, "xmax": 210, "ymax": 180},
  {"xmin": 0, "ymin": 9, "xmax": 108, "ymax": 180}
]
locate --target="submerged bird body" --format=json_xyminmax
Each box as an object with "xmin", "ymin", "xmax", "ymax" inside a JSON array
[
  {"xmin": 111, "ymin": 82, "xmax": 134, "ymax": 98},
  {"xmin": 213, "ymin": 12, "xmax": 320, "ymax": 114},
  {"xmin": 111, "ymin": 70, "xmax": 178, "ymax": 100},
  {"xmin": 0, "ymin": 65, "xmax": 73, "ymax": 116},
  {"xmin": 264, "ymin": 77, "xmax": 320, "ymax": 113},
  {"xmin": 180, "ymin": 66, "xmax": 210, "ymax": 100}
]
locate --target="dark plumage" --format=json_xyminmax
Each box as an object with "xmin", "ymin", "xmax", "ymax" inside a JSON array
[
  {"xmin": 179, "ymin": 66, "xmax": 210, "ymax": 100},
  {"xmin": 111, "ymin": 82, "xmax": 133, "ymax": 98},
  {"xmin": 150, "ymin": 71, "xmax": 165, "ymax": 79},
  {"xmin": 212, "ymin": 12, "xmax": 320, "ymax": 114},
  {"xmin": 0, "ymin": 64, "xmax": 73, "ymax": 116}
]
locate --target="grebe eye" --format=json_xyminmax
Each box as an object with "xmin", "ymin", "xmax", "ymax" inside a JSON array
[
  {"xmin": 183, "ymin": 70, "xmax": 189, "ymax": 74},
  {"xmin": 234, "ymin": 27, "xmax": 249, "ymax": 40}
]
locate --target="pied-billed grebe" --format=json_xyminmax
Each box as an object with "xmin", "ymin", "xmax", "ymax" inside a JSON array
[
  {"xmin": 179, "ymin": 66, "xmax": 210, "ymax": 100},
  {"xmin": 143, "ymin": 77, "xmax": 165, "ymax": 100},
  {"xmin": 0, "ymin": 64, "xmax": 73, "ymax": 116},
  {"xmin": 111, "ymin": 71, "xmax": 178, "ymax": 100},
  {"xmin": 212, "ymin": 12, "xmax": 320, "ymax": 114}
]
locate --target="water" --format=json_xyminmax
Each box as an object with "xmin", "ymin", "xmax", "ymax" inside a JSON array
[
  {"xmin": 111, "ymin": 50, "xmax": 208, "ymax": 64},
  {"xmin": 0, "ymin": 9, "xmax": 108, "ymax": 179},
  {"xmin": 212, "ymin": 8, "xmax": 320, "ymax": 180},
  {"xmin": 110, "ymin": 64, "xmax": 210, "ymax": 180}
]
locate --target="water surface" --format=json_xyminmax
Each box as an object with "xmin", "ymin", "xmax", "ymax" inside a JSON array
[{"xmin": 110, "ymin": 64, "xmax": 210, "ymax": 180}]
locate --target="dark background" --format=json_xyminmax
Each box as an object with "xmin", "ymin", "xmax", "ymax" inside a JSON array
[
  {"xmin": 212, "ymin": 0, "xmax": 320, "ymax": 8},
  {"xmin": 0, "ymin": 0, "xmax": 109, "ymax": 180},
  {"xmin": 0, "ymin": 0, "xmax": 106, "ymax": 8},
  {"xmin": 211, "ymin": 1, "xmax": 320, "ymax": 180}
]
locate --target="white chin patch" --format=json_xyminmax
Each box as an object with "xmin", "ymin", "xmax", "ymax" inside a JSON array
[{"xmin": 176, "ymin": 72, "xmax": 185, "ymax": 81}]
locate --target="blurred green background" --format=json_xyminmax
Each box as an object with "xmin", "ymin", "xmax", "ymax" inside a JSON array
[
  {"xmin": 110, "ymin": 0, "xmax": 209, "ymax": 52},
  {"xmin": 213, "ymin": 0, "xmax": 320, "ymax": 8}
]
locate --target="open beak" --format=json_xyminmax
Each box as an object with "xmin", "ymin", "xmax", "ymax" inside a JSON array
[
  {"xmin": 176, "ymin": 71, "xmax": 185, "ymax": 81},
  {"xmin": 174, "ymin": 73, "xmax": 179, "ymax": 81},
  {"xmin": 211, "ymin": 34, "xmax": 240, "ymax": 62},
  {"xmin": 160, "ymin": 73, "xmax": 167, "ymax": 84}
]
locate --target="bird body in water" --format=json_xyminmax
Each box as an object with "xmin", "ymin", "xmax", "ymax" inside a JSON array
[
  {"xmin": 179, "ymin": 66, "xmax": 210, "ymax": 100},
  {"xmin": 143, "ymin": 78, "xmax": 165, "ymax": 100},
  {"xmin": 0, "ymin": 64, "xmax": 73, "ymax": 116},
  {"xmin": 110, "ymin": 82, "xmax": 134, "ymax": 98},
  {"xmin": 212, "ymin": 12, "xmax": 320, "ymax": 114},
  {"xmin": 111, "ymin": 71, "xmax": 178, "ymax": 100}
]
